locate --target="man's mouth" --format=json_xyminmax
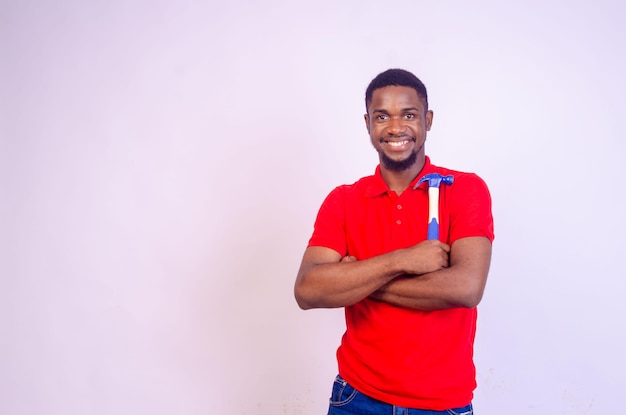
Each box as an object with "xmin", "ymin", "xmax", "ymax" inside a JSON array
[
  {"xmin": 387, "ymin": 139, "xmax": 412, "ymax": 147},
  {"xmin": 380, "ymin": 137, "xmax": 416, "ymax": 147}
]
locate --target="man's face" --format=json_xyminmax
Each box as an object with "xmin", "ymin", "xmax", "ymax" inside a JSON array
[{"xmin": 365, "ymin": 86, "xmax": 433, "ymax": 171}]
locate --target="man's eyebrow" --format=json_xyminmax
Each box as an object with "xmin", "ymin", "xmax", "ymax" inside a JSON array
[{"xmin": 372, "ymin": 107, "xmax": 421, "ymax": 114}]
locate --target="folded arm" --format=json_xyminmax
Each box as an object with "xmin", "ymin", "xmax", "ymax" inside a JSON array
[
  {"xmin": 294, "ymin": 240, "xmax": 450, "ymax": 309},
  {"xmin": 369, "ymin": 236, "xmax": 492, "ymax": 311}
]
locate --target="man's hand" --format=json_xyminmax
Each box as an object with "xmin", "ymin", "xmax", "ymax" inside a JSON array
[{"xmin": 398, "ymin": 240, "xmax": 450, "ymax": 275}]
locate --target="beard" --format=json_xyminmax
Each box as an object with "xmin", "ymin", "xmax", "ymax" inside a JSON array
[
  {"xmin": 379, "ymin": 137, "xmax": 424, "ymax": 171},
  {"xmin": 380, "ymin": 150, "xmax": 417, "ymax": 171}
]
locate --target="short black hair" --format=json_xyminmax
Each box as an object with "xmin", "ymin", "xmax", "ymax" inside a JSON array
[{"xmin": 365, "ymin": 69, "xmax": 428, "ymax": 111}]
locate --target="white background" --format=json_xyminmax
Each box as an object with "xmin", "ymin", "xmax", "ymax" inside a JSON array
[{"xmin": 1, "ymin": 1, "xmax": 625, "ymax": 414}]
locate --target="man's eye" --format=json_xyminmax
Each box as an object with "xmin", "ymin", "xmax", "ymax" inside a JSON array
[
  {"xmin": 377, "ymin": 114, "xmax": 388, "ymax": 121},
  {"xmin": 405, "ymin": 113, "xmax": 415, "ymax": 119}
]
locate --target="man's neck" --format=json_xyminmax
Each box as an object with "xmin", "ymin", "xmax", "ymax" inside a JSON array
[{"xmin": 380, "ymin": 158, "xmax": 425, "ymax": 195}]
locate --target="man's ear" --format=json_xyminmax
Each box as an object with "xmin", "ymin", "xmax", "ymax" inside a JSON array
[
  {"xmin": 364, "ymin": 113, "xmax": 370, "ymax": 134},
  {"xmin": 425, "ymin": 110, "xmax": 434, "ymax": 131}
]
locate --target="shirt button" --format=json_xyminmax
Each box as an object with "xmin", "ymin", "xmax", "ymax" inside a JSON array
[
  {"xmin": 396, "ymin": 220, "xmax": 402, "ymax": 225},
  {"xmin": 397, "ymin": 204, "xmax": 402, "ymax": 210}
]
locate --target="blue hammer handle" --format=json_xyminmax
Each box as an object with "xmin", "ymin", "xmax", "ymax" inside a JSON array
[
  {"xmin": 415, "ymin": 173, "xmax": 454, "ymax": 240},
  {"xmin": 427, "ymin": 218, "xmax": 440, "ymax": 240}
]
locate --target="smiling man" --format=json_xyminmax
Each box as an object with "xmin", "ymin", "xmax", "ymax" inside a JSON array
[{"xmin": 294, "ymin": 69, "xmax": 495, "ymax": 414}]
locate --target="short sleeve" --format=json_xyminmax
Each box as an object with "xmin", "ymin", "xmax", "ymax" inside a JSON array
[
  {"xmin": 448, "ymin": 173, "xmax": 494, "ymax": 244},
  {"xmin": 307, "ymin": 186, "xmax": 348, "ymax": 256}
]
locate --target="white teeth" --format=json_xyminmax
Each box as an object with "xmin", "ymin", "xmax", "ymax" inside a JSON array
[{"xmin": 388, "ymin": 140, "xmax": 410, "ymax": 147}]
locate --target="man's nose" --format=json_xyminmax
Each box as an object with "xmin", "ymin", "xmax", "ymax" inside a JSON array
[{"xmin": 388, "ymin": 117, "xmax": 406, "ymax": 135}]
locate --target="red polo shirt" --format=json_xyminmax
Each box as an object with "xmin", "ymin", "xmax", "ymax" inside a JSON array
[{"xmin": 308, "ymin": 157, "xmax": 494, "ymax": 410}]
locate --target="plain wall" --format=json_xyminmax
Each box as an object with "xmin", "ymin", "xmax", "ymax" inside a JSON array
[{"xmin": 1, "ymin": 1, "xmax": 625, "ymax": 414}]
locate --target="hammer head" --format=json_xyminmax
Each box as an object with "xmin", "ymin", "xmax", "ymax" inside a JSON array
[{"xmin": 415, "ymin": 173, "xmax": 454, "ymax": 189}]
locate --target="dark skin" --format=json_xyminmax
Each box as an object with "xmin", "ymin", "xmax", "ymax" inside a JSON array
[{"xmin": 294, "ymin": 86, "xmax": 492, "ymax": 311}]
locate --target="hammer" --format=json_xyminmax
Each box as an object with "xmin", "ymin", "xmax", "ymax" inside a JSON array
[{"xmin": 414, "ymin": 173, "xmax": 454, "ymax": 240}]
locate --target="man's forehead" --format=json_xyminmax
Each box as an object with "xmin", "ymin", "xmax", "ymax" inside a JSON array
[{"xmin": 368, "ymin": 86, "xmax": 426, "ymax": 109}]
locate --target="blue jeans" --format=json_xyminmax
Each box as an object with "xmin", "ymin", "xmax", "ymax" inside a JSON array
[{"xmin": 327, "ymin": 375, "xmax": 473, "ymax": 415}]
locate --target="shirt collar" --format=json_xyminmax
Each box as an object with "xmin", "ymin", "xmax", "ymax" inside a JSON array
[{"xmin": 364, "ymin": 156, "xmax": 434, "ymax": 197}]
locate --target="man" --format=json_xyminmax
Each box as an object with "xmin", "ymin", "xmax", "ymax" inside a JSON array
[{"xmin": 294, "ymin": 68, "xmax": 494, "ymax": 414}]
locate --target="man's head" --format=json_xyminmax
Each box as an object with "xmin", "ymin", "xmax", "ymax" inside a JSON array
[
  {"xmin": 364, "ymin": 69, "xmax": 433, "ymax": 173},
  {"xmin": 365, "ymin": 69, "xmax": 428, "ymax": 113}
]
